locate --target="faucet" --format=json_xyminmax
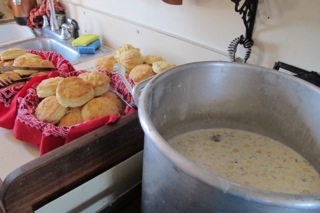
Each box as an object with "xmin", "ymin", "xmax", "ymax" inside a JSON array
[
  {"xmin": 49, "ymin": 0, "xmax": 59, "ymax": 31},
  {"xmin": 67, "ymin": 17, "xmax": 80, "ymax": 39},
  {"xmin": 42, "ymin": 15, "xmax": 49, "ymax": 28},
  {"xmin": 60, "ymin": 18, "xmax": 80, "ymax": 40},
  {"xmin": 60, "ymin": 23, "xmax": 71, "ymax": 40}
]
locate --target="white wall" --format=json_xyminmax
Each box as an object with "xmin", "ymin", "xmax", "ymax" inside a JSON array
[{"xmin": 61, "ymin": 0, "xmax": 320, "ymax": 72}]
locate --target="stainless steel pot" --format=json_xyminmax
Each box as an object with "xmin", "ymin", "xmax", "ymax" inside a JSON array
[{"xmin": 135, "ymin": 61, "xmax": 320, "ymax": 213}]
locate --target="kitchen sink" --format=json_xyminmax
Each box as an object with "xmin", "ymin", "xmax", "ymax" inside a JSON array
[
  {"xmin": 0, "ymin": 37, "xmax": 81, "ymax": 63},
  {"xmin": 0, "ymin": 26, "xmax": 112, "ymax": 64},
  {"xmin": 0, "ymin": 22, "xmax": 35, "ymax": 46}
]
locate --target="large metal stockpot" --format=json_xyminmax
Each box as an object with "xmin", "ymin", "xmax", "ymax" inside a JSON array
[{"xmin": 135, "ymin": 61, "xmax": 320, "ymax": 213}]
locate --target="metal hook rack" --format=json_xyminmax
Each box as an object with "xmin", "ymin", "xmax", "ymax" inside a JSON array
[{"xmin": 228, "ymin": 0, "xmax": 258, "ymax": 63}]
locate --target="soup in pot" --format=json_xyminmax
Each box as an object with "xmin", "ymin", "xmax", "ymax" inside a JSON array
[{"xmin": 168, "ymin": 128, "xmax": 320, "ymax": 194}]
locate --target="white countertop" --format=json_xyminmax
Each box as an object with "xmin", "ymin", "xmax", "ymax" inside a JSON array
[{"xmin": 0, "ymin": 129, "xmax": 39, "ymax": 179}]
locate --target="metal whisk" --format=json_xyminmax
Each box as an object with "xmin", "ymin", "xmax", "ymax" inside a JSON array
[{"xmin": 228, "ymin": 35, "xmax": 253, "ymax": 63}]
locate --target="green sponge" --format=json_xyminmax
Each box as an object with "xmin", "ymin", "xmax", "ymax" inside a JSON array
[{"xmin": 72, "ymin": 34, "xmax": 100, "ymax": 46}]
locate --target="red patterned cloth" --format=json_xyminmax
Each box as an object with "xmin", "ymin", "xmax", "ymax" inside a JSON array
[
  {"xmin": 13, "ymin": 70, "xmax": 136, "ymax": 155},
  {"xmin": 27, "ymin": 0, "xmax": 65, "ymax": 28},
  {"xmin": 0, "ymin": 50, "xmax": 75, "ymax": 129}
]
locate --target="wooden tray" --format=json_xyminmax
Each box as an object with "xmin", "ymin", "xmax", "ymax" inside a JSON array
[{"xmin": 0, "ymin": 112, "xmax": 144, "ymax": 213}]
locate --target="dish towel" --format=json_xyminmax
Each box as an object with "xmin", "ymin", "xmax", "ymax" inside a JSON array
[{"xmin": 27, "ymin": 0, "xmax": 65, "ymax": 28}]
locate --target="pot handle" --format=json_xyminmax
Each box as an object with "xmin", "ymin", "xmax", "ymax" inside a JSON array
[{"xmin": 132, "ymin": 76, "xmax": 153, "ymax": 106}]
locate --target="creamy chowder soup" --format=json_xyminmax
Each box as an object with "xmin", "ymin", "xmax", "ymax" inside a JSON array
[{"xmin": 168, "ymin": 128, "xmax": 320, "ymax": 194}]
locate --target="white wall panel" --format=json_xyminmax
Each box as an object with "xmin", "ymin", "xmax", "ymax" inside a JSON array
[{"xmin": 61, "ymin": 0, "xmax": 320, "ymax": 72}]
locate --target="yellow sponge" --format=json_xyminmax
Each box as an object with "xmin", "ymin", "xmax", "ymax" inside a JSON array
[{"xmin": 72, "ymin": 34, "xmax": 100, "ymax": 46}]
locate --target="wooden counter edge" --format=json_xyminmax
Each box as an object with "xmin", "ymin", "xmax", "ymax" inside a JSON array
[{"xmin": 0, "ymin": 112, "xmax": 144, "ymax": 213}]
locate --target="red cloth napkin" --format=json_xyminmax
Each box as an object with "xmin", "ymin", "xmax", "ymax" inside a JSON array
[
  {"xmin": 27, "ymin": 0, "xmax": 65, "ymax": 28},
  {"xmin": 13, "ymin": 70, "xmax": 136, "ymax": 155},
  {"xmin": 0, "ymin": 50, "xmax": 75, "ymax": 129}
]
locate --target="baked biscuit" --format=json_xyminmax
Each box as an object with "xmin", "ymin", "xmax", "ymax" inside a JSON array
[
  {"xmin": 78, "ymin": 71, "xmax": 110, "ymax": 97},
  {"xmin": 95, "ymin": 55, "xmax": 117, "ymax": 71},
  {"xmin": 116, "ymin": 44, "xmax": 140, "ymax": 58},
  {"xmin": 3, "ymin": 60, "xmax": 14, "ymax": 67},
  {"xmin": 13, "ymin": 53, "xmax": 54, "ymax": 76},
  {"xmin": 36, "ymin": 77, "xmax": 64, "ymax": 98},
  {"xmin": 58, "ymin": 107, "xmax": 84, "ymax": 127},
  {"xmin": 143, "ymin": 55, "xmax": 165, "ymax": 65},
  {"xmin": 81, "ymin": 96, "xmax": 119, "ymax": 121},
  {"xmin": 119, "ymin": 49, "xmax": 144, "ymax": 76},
  {"xmin": 0, "ymin": 48, "xmax": 26, "ymax": 61},
  {"xmin": 30, "ymin": 72, "xmax": 48, "ymax": 77},
  {"xmin": 101, "ymin": 91, "xmax": 126, "ymax": 114},
  {"xmin": 152, "ymin": 61, "xmax": 176, "ymax": 73},
  {"xmin": 129, "ymin": 64, "xmax": 155, "ymax": 83},
  {"xmin": 56, "ymin": 76, "xmax": 94, "ymax": 107},
  {"xmin": 0, "ymin": 71, "xmax": 22, "ymax": 87},
  {"xmin": 41, "ymin": 60, "xmax": 55, "ymax": 67},
  {"xmin": 35, "ymin": 95, "xmax": 68, "ymax": 124}
]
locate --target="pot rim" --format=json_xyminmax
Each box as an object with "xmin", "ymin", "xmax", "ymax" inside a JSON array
[{"xmin": 138, "ymin": 61, "xmax": 320, "ymax": 209}]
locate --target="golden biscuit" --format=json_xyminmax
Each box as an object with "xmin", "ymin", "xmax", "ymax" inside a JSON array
[
  {"xmin": 58, "ymin": 107, "xmax": 84, "ymax": 127},
  {"xmin": 3, "ymin": 60, "xmax": 14, "ymax": 67},
  {"xmin": 35, "ymin": 95, "xmax": 67, "ymax": 124},
  {"xmin": 95, "ymin": 55, "xmax": 117, "ymax": 71},
  {"xmin": 116, "ymin": 44, "xmax": 140, "ymax": 58},
  {"xmin": 0, "ymin": 48, "xmax": 26, "ymax": 61},
  {"xmin": 36, "ymin": 77, "xmax": 64, "ymax": 98},
  {"xmin": 152, "ymin": 61, "xmax": 176, "ymax": 73},
  {"xmin": 81, "ymin": 96, "xmax": 119, "ymax": 121},
  {"xmin": 101, "ymin": 91, "xmax": 126, "ymax": 114},
  {"xmin": 78, "ymin": 71, "xmax": 110, "ymax": 97},
  {"xmin": 119, "ymin": 49, "xmax": 144, "ymax": 76},
  {"xmin": 13, "ymin": 53, "xmax": 50, "ymax": 76},
  {"xmin": 56, "ymin": 76, "xmax": 94, "ymax": 107},
  {"xmin": 129, "ymin": 64, "xmax": 155, "ymax": 83},
  {"xmin": 143, "ymin": 55, "xmax": 165, "ymax": 65},
  {"xmin": 30, "ymin": 72, "xmax": 48, "ymax": 77}
]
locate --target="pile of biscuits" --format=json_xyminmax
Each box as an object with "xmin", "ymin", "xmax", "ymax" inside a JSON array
[
  {"xmin": 1, "ymin": 44, "xmax": 173, "ymax": 127},
  {"xmin": 94, "ymin": 44, "xmax": 176, "ymax": 83},
  {"xmin": 0, "ymin": 48, "xmax": 55, "ymax": 87},
  {"xmin": 34, "ymin": 71, "xmax": 125, "ymax": 127}
]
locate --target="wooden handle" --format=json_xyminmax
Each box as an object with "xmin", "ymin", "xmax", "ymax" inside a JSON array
[{"xmin": 162, "ymin": 0, "xmax": 183, "ymax": 5}]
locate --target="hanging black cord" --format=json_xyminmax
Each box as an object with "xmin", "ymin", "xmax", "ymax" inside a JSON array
[{"xmin": 228, "ymin": 0, "xmax": 258, "ymax": 63}]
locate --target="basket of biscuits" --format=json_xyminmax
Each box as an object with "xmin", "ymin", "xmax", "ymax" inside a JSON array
[
  {"xmin": 1, "ymin": 43, "xmax": 174, "ymax": 155},
  {"xmin": 0, "ymin": 48, "xmax": 75, "ymax": 129},
  {"xmin": 13, "ymin": 69, "xmax": 136, "ymax": 155}
]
